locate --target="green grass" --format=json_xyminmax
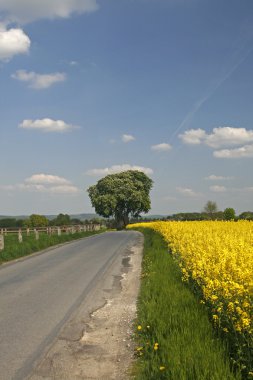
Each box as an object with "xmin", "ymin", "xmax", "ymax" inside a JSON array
[
  {"xmin": 0, "ymin": 230, "xmax": 103, "ymax": 264},
  {"xmin": 132, "ymin": 228, "xmax": 242, "ymax": 380}
]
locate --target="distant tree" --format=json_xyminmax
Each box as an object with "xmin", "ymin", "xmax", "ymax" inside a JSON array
[
  {"xmin": 25, "ymin": 214, "xmax": 49, "ymax": 227},
  {"xmin": 70, "ymin": 218, "xmax": 82, "ymax": 225},
  {"xmin": 224, "ymin": 208, "xmax": 236, "ymax": 220},
  {"xmin": 170, "ymin": 212, "xmax": 206, "ymax": 221},
  {"xmin": 51, "ymin": 213, "xmax": 71, "ymax": 226},
  {"xmin": 16, "ymin": 219, "xmax": 25, "ymax": 228},
  {"xmin": 87, "ymin": 170, "xmax": 153, "ymax": 230},
  {"xmin": 90, "ymin": 217, "xmax": 102, "ymax": 225},
  {"xmin": 0, "ymin": 218, "xmax": 17, "ymax": 228},
  {"xmin": 238, "ymin": 211, "xmax": 253, "ymax": 220},
  {"xmin": 203, "ymin": 201, "xmax": 218, "ymax": 220}
]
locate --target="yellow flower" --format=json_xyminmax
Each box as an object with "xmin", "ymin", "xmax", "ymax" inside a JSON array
[
  {"xmin": 137, "ymin": 325, "xmax": 142, "ymax": 331},
  {"xmin": 154, "ymin": 342, "xmax": 159, "ymax": 350},
  {"xmin": 159, "ymin": 366, "xmax": 166, "ymax": 371},
  {"xmin": 129, "ymin": 221, "xmax": 253, "ymax": 342}
]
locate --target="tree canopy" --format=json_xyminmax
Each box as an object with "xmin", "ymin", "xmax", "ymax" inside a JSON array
[
  {"xmin": 50, "ymin": 213, "xmax": 71, "ymax": 226},
  {"xmin": 224, "ymin": 207, "xmax": 236, "ymax": 220},
  {"xmin": 87, "ymin": 170, "xmax": 153, "ymax": 229},
  {"xmin": 203, "ymin": 201, "xmax": 218, "ymax": 219},
  {"xmin": 25, "ymin": 214, "xmax": 49, "ymax": 227}
]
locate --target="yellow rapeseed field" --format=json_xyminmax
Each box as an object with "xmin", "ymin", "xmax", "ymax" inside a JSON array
[{"xmin": 128, "ymin": 221, "xmax": 253, "ymax": 337}]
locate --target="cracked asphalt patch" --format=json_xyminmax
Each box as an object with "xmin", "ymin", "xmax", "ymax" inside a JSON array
[{"xmin": 28, "ymin": 232, "xmax": 143, "ymax": 380}]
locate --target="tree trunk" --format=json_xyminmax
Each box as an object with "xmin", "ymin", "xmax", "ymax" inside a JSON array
[{"xmin": 115, "ymin": 213, "xmax": 129, "ymax": 230}]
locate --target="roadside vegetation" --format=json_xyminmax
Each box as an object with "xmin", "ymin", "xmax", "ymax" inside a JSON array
[
  {"xmin": 130, "ymin": 228, "xmax": 242, "ymax": 380},
  {"xmin": 0, "ymin": 230, "xmax": 103, "ymax": 264}
]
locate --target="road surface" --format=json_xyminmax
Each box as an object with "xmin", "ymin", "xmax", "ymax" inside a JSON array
[{"xmin": 0, "ymin": 231, "xmax": 139, "ymax": 380}]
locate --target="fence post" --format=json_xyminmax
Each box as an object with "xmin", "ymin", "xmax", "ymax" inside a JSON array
[
  {"xmin": 57, "ymin": 227, "xmax": 61, "ymax": 236},
  {"xmin": 18, "ymin": 229, "xmax": 23, "ymax": 243},
  {"xmin": 34, "ymin": 229, "xmax": 39, "ymax": 240},
  {"xmin": 0, "ymin": 235, "xmax": 4, "ymax": 250},
  {"xmin": 27, "ymin": 228, "xmax": 30, "ymax": 236}
]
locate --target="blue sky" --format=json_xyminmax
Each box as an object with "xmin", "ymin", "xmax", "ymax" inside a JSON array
[{"xmin": 0, "ymin": 0, "xmax": 253, "ymax": 216}]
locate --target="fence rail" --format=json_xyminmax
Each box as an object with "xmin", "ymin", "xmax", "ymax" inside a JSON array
[{"xmin": 0, "ymin": 224, "xmax": 101, "ymax": 250}]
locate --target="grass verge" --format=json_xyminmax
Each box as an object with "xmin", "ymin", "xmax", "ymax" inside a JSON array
[
  {"xmin": 0, "ymin": 230, "xmax": 103, "ymax": 264},
  {"xmin": 132, "ymin": 228, "xmax": 242, "ymax": 380}
]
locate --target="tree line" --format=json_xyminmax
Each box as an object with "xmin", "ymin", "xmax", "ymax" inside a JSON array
[
  {"xmin": 0, "ymin": 214, "xmax": 103, "ymax": 229},
  {"xmin": 132, "ymin": 201, "xmax": 253, "ymax": 223}
]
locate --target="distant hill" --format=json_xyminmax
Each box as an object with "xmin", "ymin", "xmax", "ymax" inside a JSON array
[
  {"xmin": 0, "ymin": 213, "xmax": 99, "ymax": 221},
  {"xmin": 142, "ymin": 214, "xmax": 166, "ymax": 219}
]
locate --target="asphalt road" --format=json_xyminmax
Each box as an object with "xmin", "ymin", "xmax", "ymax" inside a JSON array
[{"xmin": 0, "ymin": 231, "xmax": 139, "ymax": 380}]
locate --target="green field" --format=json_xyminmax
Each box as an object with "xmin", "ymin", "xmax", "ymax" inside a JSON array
[{"xmin": 0, "ymin": 230, "xmax": 103, "ymax": 264}]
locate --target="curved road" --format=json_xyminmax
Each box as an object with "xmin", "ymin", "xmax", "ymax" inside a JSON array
[{"xmin": 0, "ymin": 231, "xmax": 139, "ymax": 380}]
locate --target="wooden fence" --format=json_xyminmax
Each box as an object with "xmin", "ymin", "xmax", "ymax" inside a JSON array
[{"xmin": 0, "ymin": 224, "xmax": 101, "ymax": 250}]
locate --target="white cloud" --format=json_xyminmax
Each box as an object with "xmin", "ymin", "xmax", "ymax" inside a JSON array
[
  {"xmin": 0, "ymin": 173, "xmax": 80, "ymax": 194},
  {"xmin": 179, "ymin": 128, "xmax": 207, "ymax": 145},
  {"xmin": 151, "ymin": 143, "xmax": 172, "ymax": 152},
  {"xmin": 18, "ymin": 184, "xmax": 79, "ymax": 194},
  {"xmin": 213, "ymin": 144, "xmax": 253, "ymax": 158},
  {"xmin": 179, "ymin": 127, "xmax": 253, "ymax": 149},
  {"xmin": 18, "ymin": 183, "xmax": 48, "ymax": 192},
  {"xmin": 12, "ymin": 70, "xmax": 66, "ymax": 89},
  {"xmin": 0, "ymin": 27, "xmax": 30, "ymax": 61},
  {"xmin": 210, "ymin": 185, "xmax": 227, "ymax": 192},
  {"xmin": 176, "ymin": 187, "xmax": 202, "ymax": 197},
  {"xmin": 205, "ymin": 175, "xmax": 234, "ymax": 180},
  {"xmin": 86, "ymin": 164, "xmax": 153, "ymax": 177},
  {"xmin": 0, "ymin": 0, "xmax": 99, "ymax": 24},
  {"xmin": 25, "ymin": 174, "xmax": 71, "ymax": 185},
  {"xmin": 122, "ymin": 134, "xmax": 135, "ymax": 143},
  {"xmin": 19, "ymin": 118, "xmax": 78, "ymax": 133}
]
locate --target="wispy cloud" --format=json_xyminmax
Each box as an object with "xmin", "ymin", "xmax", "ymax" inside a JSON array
[
  {"xmin": 0, "ymin": 0, "xmax": 99, "ymax": 24},
  {"xmin": 210, "ymin": 185, "xmax": 227, "ymax": 193},
  {"xmin": 0, "ymin": 173, "xmax": 80, "ymax": 194},
  {"xmin": 205, "ymin": 175, "xmax": 234, "ymax": 181},
  {"xmin": 122, "ymin": 134, "xmax": 135, "ymax": 143},
  {"xmin": 214, "ymin": 144, "xmax": 253, "ymax": 158},
  {"xmin": 86, "ymin": 164, "xmax": 153, "ymax": 176},
  {"xmin": 170, "ymin": 42, "xmax": 253, "ymax": 141},
  {"xmin": 19, "ymin": 118, "xmax": 79, "ymax": 133},
  {"xmin": 25, "ymin": 174, "xmax": 71, "ymax": 185},
  {"xmin": 12, "ymin": 70, "xmax": 66, "ymax": 89},
  {"xmin": 176, "ymin": 187, "xmax": 202, "ymax": 197},
  {"xmin": 151, "ymin": 143, "xmax": 172, "ymax": 152}
]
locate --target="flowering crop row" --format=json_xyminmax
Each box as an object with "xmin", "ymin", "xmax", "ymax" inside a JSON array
[{"xmin": 127, "ymin": 221, "xmax": 253, "ymax": 377}]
